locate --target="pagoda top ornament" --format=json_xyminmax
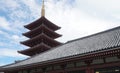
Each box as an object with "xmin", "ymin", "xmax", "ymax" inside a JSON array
[{"xmin": 41, "ymin": 0, "xmax": 45, "ymax": 17}]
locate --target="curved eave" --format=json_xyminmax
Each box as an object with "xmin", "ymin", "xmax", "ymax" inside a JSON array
[
  {"xmin": 21, "ymin": 33, "xmax": 62, "ymax": 47},
  {"xmin": 1, "ymin": 48, "xmax": 120, "ymax": 71},
  {"xmin": 18, "ymin": 43, "xmax": 51, "ymax": 56},
  {"xmin": 23, "ymin": 25, "xmax": 62, "ymax": 39},
  {"xmin": 24, "ymin": 16, "xmax": 61, "ymax": 31}
]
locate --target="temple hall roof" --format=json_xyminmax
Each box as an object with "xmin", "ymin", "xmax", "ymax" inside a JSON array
[{"xmin": 1, "ymin": 26, "xmax": 120, "ymax": 70}]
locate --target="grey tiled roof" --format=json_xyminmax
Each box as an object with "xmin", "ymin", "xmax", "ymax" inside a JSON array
[{"xmin": 2, "ymin": 26, "xmax": 120, "ymax": 69}]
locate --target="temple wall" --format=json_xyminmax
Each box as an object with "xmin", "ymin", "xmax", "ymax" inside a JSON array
[
  {"xmin": 106, "ymin": 56, "xmax": 120, "ymax": 63},
  {"xmin": 91, "ymin": 59, "xmax": 104, "ymax": 65},
  {"xmin": 76, "ymin": 61, "xmax": 86, "ymax": 67},
  {"xmin": 6, "ymin": 56, "xmax": 120, "ymax": 73}
]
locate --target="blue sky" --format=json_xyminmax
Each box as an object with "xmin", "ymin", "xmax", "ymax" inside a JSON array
[{"xmin": 0, "ymin": 0, "xmax": 120, "ymax": 66}]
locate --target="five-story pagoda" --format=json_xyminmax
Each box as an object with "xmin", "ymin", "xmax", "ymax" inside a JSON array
[{"xmin": 18, "ymin": 0, "xmax": 62, "ymax": 56}]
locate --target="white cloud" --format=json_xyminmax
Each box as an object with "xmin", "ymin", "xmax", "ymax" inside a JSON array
[
  {"xmin": 0, "ymin": 0, "xmax": 119, "ymax": 46},
  {"xmin": 3, "ymin": 0, "xmax": 118, "ymax": 43},
  {"xmin": 75, "ymin": 0, "xmax": 120, "ymax": 11},
  {"xmin": 0, "ymin": 0, "xmax": 120, "ymax": 42},
  {"xmin": 0, "ymin": 17, "xmax": 11, "ymax": 30},
  {"xmin": 20, "ymin": 0, "xmax": 40, "ymax": 18},
  {"xmin": 0, "ymin": 30, "xmax": 11, "ymax": 39},
  {"xmin": 0, "ymin": 49, "xmax": 27, "ymax": 58},
  {"xmin": 0, "ymin": 42, "xmax": 4, "ymax": 46},
  {"xmin": 11, "ymin": 35, "xmax": 27, "ymax": 45},
  {"xmin": 85, "ymin": 0, "xmax": 120, "ymax": 11},
  {"xmin": 0, "ymin": 0, "xmax": 20, "ymax": 11},
  {"xmin": 112, "ymin": 14, "xmax": 120, "ymax": 20},
  {"xmin": 0, "ymin": 30, "xmax": 4, "ymax": 34},
  {"xmin": 11, "ymin": 35, "xmax": 20, "ymax": 42},
  {"xmin": 43, "ymin": 0, "xmax": 120, "ymax": 42},
  {"xmin": 0, "ymin": 63, "xmax": 5, "ymax": 66},
  {"xmin": 75, "ymin": 0, "xmax": 120, "ymax": 22}
]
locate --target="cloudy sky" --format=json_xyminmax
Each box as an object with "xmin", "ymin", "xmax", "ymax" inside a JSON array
[{"xmin": 0, "ymin": 0, "xmax": 120, "ymax": 66}]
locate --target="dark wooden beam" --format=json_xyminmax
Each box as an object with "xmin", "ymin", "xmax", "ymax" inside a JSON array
[
  {"xmin": 103, "ymin": 58, "xmax": 106, "ymax": 63},
  {"xmin": 42, "ymin": 67, "xmax": 47, "ymax": 72},
  {"xmin": 85, "ymin": 60, "xmax": 93, "ymax": 66},
  {"xmin": 117, "ymin": 56, "xmax": 120, "ymax": 59}
]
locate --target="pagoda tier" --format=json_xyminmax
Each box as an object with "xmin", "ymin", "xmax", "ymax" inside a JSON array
[
  {"xmin": 23, "ymin": 24, "xmax": 62, "ymax": 39},
  {"xmin": 20, "ymin": 33, "xmax": 61, "ymax": 47},
  {"xmin": 18, "ymin": 43, "xmax": 51, "ymax": 56},
  {"xmin": 19, "ymin": 16, "xmax": 62, "ymax": 56},
  {"xmin": 24, "ymin": 16, "xmax": 60, "ymax": 31}
]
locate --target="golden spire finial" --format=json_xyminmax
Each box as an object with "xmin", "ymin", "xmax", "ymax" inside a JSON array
[{"xmin": 41, "ymin": 0, "xmax": 45, "ymax": 17}]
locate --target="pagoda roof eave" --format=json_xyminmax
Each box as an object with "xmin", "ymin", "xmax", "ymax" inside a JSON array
[
  {"xmin": 23, "ymin": 24, "xmax": 62, "ymax": 39},
  {"xmin": 24, "ymin": 16, "xmax": 61, "ymax": 31},
  {"xmin": 21, "ymin": 33, "xmax": 62, "ymax": 47},
  {"xmin": 19, "ymin": 43, "xmax": 51, "ymax": 52},
  {"xmin": 18, "ymin": 43, "xmax": 51, "ymax": 56}
]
